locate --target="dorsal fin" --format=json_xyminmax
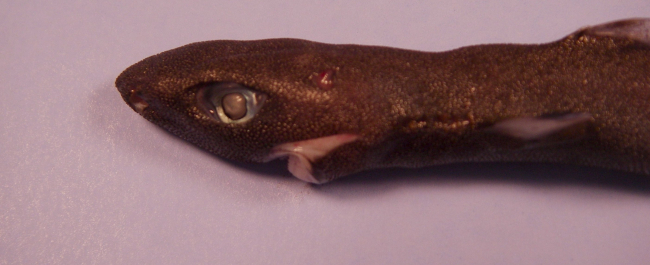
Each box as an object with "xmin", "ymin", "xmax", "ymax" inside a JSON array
[{"xmin": 583, "ymin": 18, "xmax": 650, "ymax": 45}]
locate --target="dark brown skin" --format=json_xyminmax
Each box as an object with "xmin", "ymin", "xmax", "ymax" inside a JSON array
[{"xmin": 116, "ymin": 19, "xmax": 650, "ymax": 183}]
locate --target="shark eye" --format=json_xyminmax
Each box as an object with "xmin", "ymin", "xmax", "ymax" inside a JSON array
[
  {"xmin": 198, "ymin": 83, "xmax": 267, "ymax": 124},
  {"xmin": 221, "ymin": 93, "xmax": 247, "ymax": 120}
]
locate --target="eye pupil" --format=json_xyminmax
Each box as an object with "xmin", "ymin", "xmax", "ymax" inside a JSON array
[{"xmin": 221, "ymin": 93, "xmax": 247, "ymax": 120}]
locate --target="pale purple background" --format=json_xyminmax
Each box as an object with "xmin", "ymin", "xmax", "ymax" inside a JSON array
[{"xmin": 2, "ymin": 1, "xmax": 650, "ymax": 264}]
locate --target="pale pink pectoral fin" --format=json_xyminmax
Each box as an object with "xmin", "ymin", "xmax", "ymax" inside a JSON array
[{"xmin": 263, "ymin": 134, "xmax": 360, "ymax": 184}]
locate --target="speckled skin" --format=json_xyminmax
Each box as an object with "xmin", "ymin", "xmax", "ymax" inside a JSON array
[{"xmin": 116, "ymin": 19, "xmax": 650, "ymax": 183}]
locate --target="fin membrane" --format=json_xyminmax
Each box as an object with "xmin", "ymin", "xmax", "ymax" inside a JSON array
[
  {"xmin": 584, "ymin": 18, "xmax": 650, "ymax": 45},
  {"xmin": 264, "ymin": 134, "xmax": 359, "ymax": 184},
  {"xmin": 486, "ymin": 112, "xmax": 593, "ymax": 148}
]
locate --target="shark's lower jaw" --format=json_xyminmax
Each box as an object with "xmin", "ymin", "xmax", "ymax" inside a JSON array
[{"xmin": 263, "ymin": 134, "xmax": 359, "ymax": 184}]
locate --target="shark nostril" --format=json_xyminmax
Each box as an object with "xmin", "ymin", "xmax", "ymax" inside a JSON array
[{"xmin": 128, "ymin": 90, "xmax": 149, "ymax": 114}]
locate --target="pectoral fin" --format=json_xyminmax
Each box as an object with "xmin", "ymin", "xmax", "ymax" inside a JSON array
[{"xmin": 264, "ymin": 134, "xmax": 359, "ymax": 184}]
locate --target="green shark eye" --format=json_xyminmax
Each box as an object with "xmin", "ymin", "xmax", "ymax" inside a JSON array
[{"xmin": 198, "ymin": 83, "xmax": 267, "ymax": 124}]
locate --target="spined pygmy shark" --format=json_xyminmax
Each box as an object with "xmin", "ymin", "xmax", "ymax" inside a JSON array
[{"xmin": 115, "ymin": 19, "xmax": 650, "ymax": 184}]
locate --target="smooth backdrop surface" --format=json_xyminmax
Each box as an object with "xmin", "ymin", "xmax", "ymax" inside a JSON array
[{"xmin": 2, "ymin": 1, "xmax": 650, "ymax": 264}]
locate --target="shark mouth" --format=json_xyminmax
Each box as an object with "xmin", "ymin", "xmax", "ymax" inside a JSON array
[{"xmin": 263, "ymin": 134, "xmax": 359, "ymax": 184}]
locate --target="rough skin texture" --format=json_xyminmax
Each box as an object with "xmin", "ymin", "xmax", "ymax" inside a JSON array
[{"xmin": 115, "ymin": 19, "xmax": 650, "ymax": 183}]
